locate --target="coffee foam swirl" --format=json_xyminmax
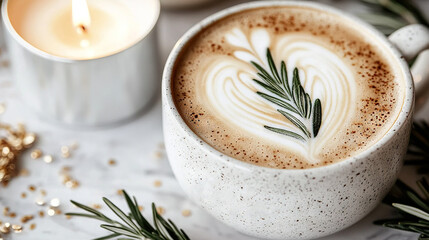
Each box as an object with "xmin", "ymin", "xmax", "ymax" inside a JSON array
[
  {"xmin": 173, "ymin": 7, "xmax": 403, "ymax": 169},
  {"xmin": 199, "ymin": 28, "xmax": 357, "ymax": 162}
]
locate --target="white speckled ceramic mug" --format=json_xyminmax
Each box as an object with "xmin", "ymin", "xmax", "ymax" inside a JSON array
[{"xmin": 162, "ymin": 1, "xmax": 429, "ymax": 239}]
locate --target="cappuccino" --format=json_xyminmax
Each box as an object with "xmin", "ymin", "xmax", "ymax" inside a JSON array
[{"xmin": 171, "ymin": 6, "xmax": 405, "ymax": 169}]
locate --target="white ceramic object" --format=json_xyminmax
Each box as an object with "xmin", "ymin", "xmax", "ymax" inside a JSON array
[
  {"xmin": 162, "ymin": 1, "xmax": 429, "ymax": 239},
  {"xmin": 1, "ymin": 0, "xmax": 160, "ymax": 126}
]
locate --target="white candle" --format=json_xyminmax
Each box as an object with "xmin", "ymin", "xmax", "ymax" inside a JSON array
[{"xmin": 7, "ymin": 0, "xmax": 159, "ymax": 60}]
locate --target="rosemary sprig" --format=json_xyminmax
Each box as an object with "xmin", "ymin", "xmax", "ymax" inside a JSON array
[
  {"xmin": 251, "ymin": 48, "xmax": 322, "ymax": 141},
  {"xmin": 406, "ymin": 122, "xmax": 429, "ymax": 174},
  {"xmin": 66, "ymin": 190, "xmax": 190, "ymax": 240},
  {"xmin": 375, "ymin": 178, "xmax": 429, "ymax": 239},
  {"xmin": 359, "ymin": 0, "xmax": 429, "ymax": 35},
  {"xmin": 375, "ymin": 121, "xmax": 429, "ymax": 237}
]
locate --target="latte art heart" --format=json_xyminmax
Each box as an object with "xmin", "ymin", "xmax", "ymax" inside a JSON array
[
  {"xmin": 172, "ymin": 6, "xmax": 404, "ymax": 169},
  {"xmin": 199, "ymin": 28, "xmax": 357, "ymax": 162}
]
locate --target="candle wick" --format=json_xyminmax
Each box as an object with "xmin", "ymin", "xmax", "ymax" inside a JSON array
[
  {"xmin": 77, "ymin": 24, "xmax": 87, "ymax": 34},
  {"xmin": 76, "ymin": 24, "xmax": 88, "ymax": 34}
]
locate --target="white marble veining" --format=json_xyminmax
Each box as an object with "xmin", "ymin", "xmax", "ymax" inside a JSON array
[{"xmin": 0, "ymin": 0, "xmax": 428, "ymax": 239}]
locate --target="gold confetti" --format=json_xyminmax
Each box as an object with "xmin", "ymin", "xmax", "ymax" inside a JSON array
[
  {"xmin": 117, "ymin": 190, "xmax": 123, "ymax": 196},
  {"xmin": 2, "ymin": 207, "xmax": 9, "ymax": 216},
  {"xmin": 65, "ymin": 180, "xmax": 79, "ymax": 189},
  {"xmin": 23, "ymin": 133, "xmax": 36, "ymax": 146},
  {"xmin": 0, "ymin": 103, "xmax": 5, "ymax": 115},
  {"xmin": 20, "ymin": 215, "xmax": 34, "ymax": 223},
  {"xmin": 29, "ymin": 223, "xmax": 36, "ymax": 230},
  {"xmin": 0, "ymin": 61, "xmax": 9, "ymax": 68},
  {"xmin": 8, "ymin": 212, "xmax": 16, "ymax": 218},
  {"xmin": 60, "ymin": 166, "xmax": 71, "ymax": 172},
  {"xmin": 35, "ymin": 198, "xmax": 45, "ymax": 206},
  {"xmin": 61, "ymin": 146, "xmax": 70, "ymax": 158},
  {"xmin": 43, "ymin": 155, "xmax": 53, "ymax": 163},
  {"xmin": 18, "ymin": 168, "xmax": 29, "ymax": 176},
  {"xmin": 108, "ymin": 159, "xmax": 116, "ymax": 166},
  {"xmin": 181, "ymin": 209, "xmax": 191, "ymax": 217},
  {"xmin": 2, "ymin": 147, "xmax": 10, "ymax": 155},
  {"xmin": 0, "ymin": 123, "xmax": 36, "ymax": 185},
  {"xmin": 60, "ymin": 174, "xmax": 71, "ymax": 183},
  {"xmin": 153, "ymin": 151, "xmax": 163, "ymax": 159},
  {"xmin": 156, "ymin": 206, "xmax": 165, "ymax": 215},
  {"xmin": 153, "ymin": 180, "xmax": 162, "ymax": 188},
  {"xmin": 38, "ymin": 211, "xmax": 44, "ymax": 217},
  {"xmin": 20, "ymin": 192, "xmax": 26, "ymax": 198},
  {"xmin": 69, "ymin": 142, "xmax": 79, "ymax": 150},
  {"xmin": 11, "ymin": 224, "xmax": 22, "ymax": 233},
  {"xmin": 91, "ymin": 204, "xmax": 102, "ymax": 210},
  {"xmin": 138, "ymin": 205, "xmax": 144, "ymax": 211},
  {"xmin": 47, "ymin": 208, "xmax": 56, "ymax": 216},
  {"xmin": 28, "ymin": 185, "xmax": 36, "ymax": 191},
  {"xmin": 40, "ymin": 189, "xmax": 47, "ymax": 196},
  {"xmin": 61, "ymin": 146, "xmax": 69, "ymax": 154},
  {"xmin": 30, "ymin": 149, "xmax": 42, "ymax": 159},
  {"xmin": 0, "ymin": 223, "xmax": 10, "ymax": 234},
  {"xmin": 65, "ymin": 215, "xmax": 72, "ymax": 220},
  {"xmin": 59, "ymin": 166, "xmax": 79, "ymax": 188},
  {"xmin": 50, "ymin": 198, "xmax": 60, "ymax": 207}
]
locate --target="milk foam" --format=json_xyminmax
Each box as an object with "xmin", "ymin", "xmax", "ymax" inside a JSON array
[
  {"xmin": 172, "ymin": 6, "xmax": 404, "ymax": 169},
  {"xmin": 199, "ymin": 28, "xmax": 356, "ymax": 162}
]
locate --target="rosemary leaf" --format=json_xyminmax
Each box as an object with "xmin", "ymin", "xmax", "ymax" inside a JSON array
[
  {"xmin": 280, "ymin": 61, "xmax": 291, "ymax": 95},
  {"xmin": 406, "ymin": 190, "xmax": 429, "ymax": 213},
  {"xmin": 313, "ymin": 99, "xmax": 322, "ymax": 137},
  {"xmin": 65, "ymin": 213, "xmax": 111, "ymax": 223},
  {"xmin": 263, "ymin": 126, "xmax": 305, "ymax": 141},
  {"xmin": 257, "ymin": 92, "xmax": 299, "ymax": 115},
  {"xmin": 251, "ymin": 48, "xmax": 323, "ymax": 141},
  {"xmin": 100, "ymin": 224, "xmax": 142, "ymax": 239},
  {"xmin": 256, "ymin": 72, "xmax": 286, "ymax": 96},
  {"xmin": 305, "ymin": 93, "xmax": 312, "ymax": 119},
  {"xmin": 252, "ymin": 62, "xmax": 283, "ymax": 94},
  {"xmin": 292, "ymin": 68, "xmax": 304, "ymax": 117},
  {"xmin": 152, "ymin": 203, "xmax": 169, "ymax": 239},
  {"xmin": 277, "ymin": 109, "xmax": 311, "ymax": 138},
  {"xmin": 266, "ymin": 49, "xmax": 282, "ymax": 84},
  {"xmin": 418, "ymin": 179, "xmax": 429, "ymax": 200},
  {"xmin": 254, "ymin": 80, "xmax": 289, "ymax": 100},
  {"xmin": 124, "ymin": 193, "xmax": 155, "ymax": 234},
  {"xmin": 70, "ymin": 200, "xmax": 110, "ymax": 219},
  {"xmin": 393, "ymin": 203, "xmax": 429, "ymax": 222},
  {"xmin": 103, "ymin": 197, "xmax": 141, "ymax": 235},
  {"xmin": 67, "ymin": 191, "xmax": 190, "ymax": 240}
]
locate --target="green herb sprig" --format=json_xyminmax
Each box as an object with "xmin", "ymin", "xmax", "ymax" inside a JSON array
[
  {"xmin": 406, "ymin": 121, "xmax": 429, "ymax": 174},
  {"xmin": 251, "ymin": 48, "xmax": 322, "ymax": 141},
  {"xmin": 359, "ymin": 0, "xmax": 429, "ymax": 35},
  {"xmin": 66, "ymin": 190, "xmax": 190, "ymax": 240},
  {"xmin": 375, "ymin": 121, "xmax": 429, "ymax": 238},
  {"xmin": 375, "ymin": 178, "xmax": 429, "ymax": 239}
]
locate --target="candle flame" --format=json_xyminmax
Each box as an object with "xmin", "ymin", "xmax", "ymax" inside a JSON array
[{"xmin": 72, "ymin": 0, "xmax": 91, "ymax": 34}]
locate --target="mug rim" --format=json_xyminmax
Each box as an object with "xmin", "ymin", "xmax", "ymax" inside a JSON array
[
  {"xmin": 1, "ymin": 0, "xmax": 161, "ymax": 63},
  {"xmin": 162, "ymin": 0, "xmax": 414, "ymax": 173}
]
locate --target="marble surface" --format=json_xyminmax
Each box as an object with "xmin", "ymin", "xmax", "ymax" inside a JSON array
[{"xmin": 0, "ymin": 0, "xmax": 428, "ymax": 239}]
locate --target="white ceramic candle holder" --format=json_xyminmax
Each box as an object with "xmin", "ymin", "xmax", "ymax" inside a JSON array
[{"xmin": 1, "ymin": 0, "xmax": 160, "ymax": 127}]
